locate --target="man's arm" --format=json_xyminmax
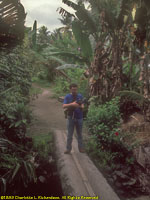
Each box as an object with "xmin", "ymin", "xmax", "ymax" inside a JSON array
[{"xmin": 63, "ymin": 102, "xmax": 80, "ymax": 109}]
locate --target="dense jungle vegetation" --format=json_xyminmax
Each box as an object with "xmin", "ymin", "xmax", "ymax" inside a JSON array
[{"xmin": 0, "ymin": 0, "xmax": 150, "ymax": 198}]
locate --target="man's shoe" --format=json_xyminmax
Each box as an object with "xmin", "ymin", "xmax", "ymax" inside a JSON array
[
  {"xmin": 79, "ymin": 149, "xmax": 85, "ymax": 153},
  {"xmin": 64, "ymin": 150, "xmax": 71, "ymax": 154}
]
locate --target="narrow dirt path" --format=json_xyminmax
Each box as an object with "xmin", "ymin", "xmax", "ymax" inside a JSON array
[
  {"xmin": 28, "ymin": 86, "xmax": 121, "ymax": 200},
  {"xmin": 28, "ymin": 86, "xmax": 66, "ymax": 136}
]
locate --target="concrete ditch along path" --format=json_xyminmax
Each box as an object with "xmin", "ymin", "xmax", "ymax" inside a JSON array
[
  {"xmin": 54, "ymin": 129, "xmax": 120, "ymax": 200},
  {"xmin": 29, "ymin": 86, "xmax": 121, "ymax": 200}
]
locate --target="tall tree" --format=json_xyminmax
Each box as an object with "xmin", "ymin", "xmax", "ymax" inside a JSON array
[
  {"xmin": 59, "ymin": 0, "xmax": 150, "ymax": 105},
  {"xmin": 37, "ymin": 26, "xmax": 50, "ymax": 46}
]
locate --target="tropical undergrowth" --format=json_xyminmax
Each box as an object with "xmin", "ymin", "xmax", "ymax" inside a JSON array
[
  {"xmin": 53, "ymin": 67, "xmax": 89, "ymax": 98},
  {"xmin": 0, "ymin": 46, "xmax": 63, "ymax": 195},
  {"xmin": 0, "ymin": 47, "xmax": 34, "ymax": 194},
  {"xmin": 85, "ymin": 97, "xmax": 146, "ymax": 198},
  {"xmin": 23, "ymin": 132, "xmax": 63, "ymax": 196},
  {"xmin": 0, "ymin": 47, "xmax": 32, "ymax": 142}
]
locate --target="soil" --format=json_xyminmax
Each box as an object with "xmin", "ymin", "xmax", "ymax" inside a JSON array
[
  {"xmin": 29, "ymin": 85, "xmax": 66, "ymax": 135},
  {"xmin": 27, "ymin": 84, "xmax": 66, "ymax": 197}
]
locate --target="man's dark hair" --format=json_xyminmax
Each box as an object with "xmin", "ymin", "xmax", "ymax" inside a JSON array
[{"xmin": 69, "ymin": 83, "xmax": 78, "ymax": 89}]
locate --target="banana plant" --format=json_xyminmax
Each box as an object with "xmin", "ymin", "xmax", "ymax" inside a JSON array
[
  {"xmin": 59, "ymin": 0, "xmax": 150, "ymax": 102},
  {"xmin": 58, "ymin": 0, "xmax": 97, "ymax": 62},
  {"xmin": 0, "ymin": 0, "xmax": 26, "ymax": 49}
]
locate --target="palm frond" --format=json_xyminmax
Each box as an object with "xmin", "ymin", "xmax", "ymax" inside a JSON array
[
  {"xmin": 59, "ymin": 0, "xmax": 98, "ymax": 38},
  {"xmin": 62, "ymin": 0, "xmax": 78, "ymax": 10},
  {"xmin": 0, "ymin": 0, "xmax": 26, "ymax": 49},
  {"xmin": 75, "ymin": 4, "xmax": 98, "ymax": 36},
  {"xmin": 43, "ymin": 51, "xmax": 89, "ymax": 64},
  {"xmin": 57, "ymin": 7, "xmax": 75, "ymax": 18}
]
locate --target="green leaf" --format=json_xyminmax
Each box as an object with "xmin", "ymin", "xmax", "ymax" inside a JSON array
[
  {"xmin": 22, "ymin": 119, "xmax": 27, "ymax": 124},
  {"xmin": 11, "ymin": 163, "xmax": 21, "ymax": 180},
  {"xmin": 15, "ymin": 121, "xmax": 22, "ymax": 127},
  {"xmin": 43, "ymin": 51, "xmax": 88, "ymax": 64},
  {"xmin": 75, "ymin": 5, "xmax": 98, "ymax": 35},
  {"xmin": 72, "ymin": 20, "xmax": 93, "ymax": 59},
  {"xmin": 27, "ymin": 163, "xmax": 37, "ymax": 183},
  {"xmin": 23, "ymin": 161, "xmax": 31, "ymax": 180},
  {"xmin": 0, "ymin": 178, "xmax": 6, "ymax": 194}
]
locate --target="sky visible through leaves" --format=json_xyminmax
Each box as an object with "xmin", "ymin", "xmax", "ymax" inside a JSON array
[{"xmin": 22, "ymin": 0, "xmax": 74, "ymax": 31}]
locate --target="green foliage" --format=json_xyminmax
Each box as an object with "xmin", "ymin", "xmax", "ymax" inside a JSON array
[
  {"xmin": 119, "ymin": 90, "xmax": 148, "ymax": 105},
  {"xmin": 87, "ymin": 97, "xmax": 121, "ymax": 134},
  {"xmin": 85, "ymin": 135, "xmax": 117, "ymax": 169},
  {"xmin": 32, "ymin": 132, "xmax": 53, "ymax": 159},
  {"xmin": 44, "ymin": 29, "xmax": 90, "ymax": 65},
  {"xmin": 72, "ymin": 20, "xmax": 93, "ymax": 60},
  {"xmin": 0, "ymin": 47, "xmax": 33, "ymax": 140},
  {"xmin": 53, "ymin": 68, "xmax": 88, "ymax": 97},
  {"xmin": 0, "ymin": 45, "xmax": 35, "ymax": 193},
  {"xmin": 122, "ymin": 60, "xmax": 141, "ymax": 91},
  {"xmin": 61, "ymin": 0, "xmax": 98, "ymax": 37},
  {"xmin": 0, "ymin": 137, "xmax": 36, "ymax": 194},
  {"xmin": 59, "ymin": 0, "xmax": 97, "ymax": 62},
  {"xmin": 86, "ymin": 97, "xmax": 134, "ymax": 165},
  {"xmin": 86, "ymin": 97, "xmax": 141, "ymax": 194},
  {"xmin": 53, "ymin": 77, "xmax": 70, "ymax": 97},
  {"xmin": 119, "ymin": 90, "xmax": 147, "ymax": 120},
  {"xmin": 37, "ymin": 26, "xmax": 50, "ymax": 46}
]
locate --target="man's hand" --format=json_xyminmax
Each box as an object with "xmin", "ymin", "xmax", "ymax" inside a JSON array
[
  {"xmin": 71, "ymin": 101, "xmax": 80, "ymax": 108},
  {"xmin": 63, "ymin": 101, "xmax": 84, "ymax": 109}
]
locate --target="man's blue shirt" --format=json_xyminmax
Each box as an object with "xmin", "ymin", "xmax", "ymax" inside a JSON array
[{"xmin": 63, "ymin": 93, "xmax": 83, "ymax": 119}]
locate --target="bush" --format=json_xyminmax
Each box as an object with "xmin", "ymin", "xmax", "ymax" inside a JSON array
[
  {"xmin": 87, "ymin": 97, "xmax": 120, "ymax": 146},
  {"xmin": 86, "ymin": 97, "xmax": 133, "ymax": 165},
  {"xmin": 86, "ymin": 98, "xmax": 147, "ymax": 197}
]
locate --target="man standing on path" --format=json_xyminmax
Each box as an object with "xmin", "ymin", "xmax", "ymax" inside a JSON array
[{"xmin": 63, "ymin": 83, "xmax": 84, "ymax": 154}]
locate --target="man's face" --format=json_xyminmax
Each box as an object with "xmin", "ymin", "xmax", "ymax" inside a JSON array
[{"xmin": 70, "ymin": 87, "xmax": 78, "ymax": 95}]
